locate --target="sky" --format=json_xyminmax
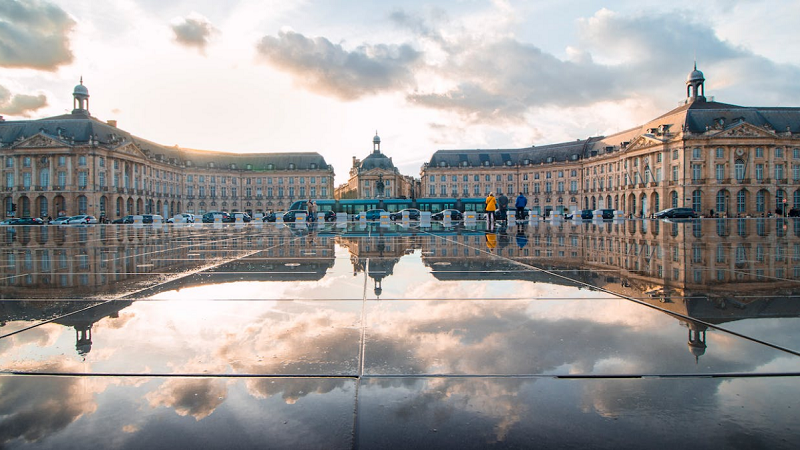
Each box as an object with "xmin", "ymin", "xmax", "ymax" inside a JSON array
[{"xmin": 2, "ymin": 0, "xmax": 800, "ymax": 186}]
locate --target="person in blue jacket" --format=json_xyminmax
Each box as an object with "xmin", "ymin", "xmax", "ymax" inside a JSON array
[{"xmin": 515, "ymin": 192, "xmax": 527, "ymax": 220}]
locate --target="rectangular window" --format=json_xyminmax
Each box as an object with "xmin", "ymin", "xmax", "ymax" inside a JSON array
[
  {"xmin": 534, "ymin": 183, "xmax": 540, "ymax": 194},
  {"xmin": 775, "ymin": 164, "xmax": 785, "ymax": 180},
  {"xmin": 692, "ymin": 164, "xmax": 702, "ymax": 181},
  {"xmin": 78, "ymin": 155, "xmax": 86, "ymax": 166},
  {"xmin": 775, "ymin": 148, "xmax": 784, "ymax": 158},
  {"xmin": 59, "ymin": 156, "xmax": 66, "ymax": 166},
  {"xmin": 672, "ymin": 166, "xmax": 678, "ymax": 182},
  {"xmin": 321, "ymin": 187, "xmax": 327, "ymax": 197},
  {"xmin": 545, "ymin": 182, "xmax": 552, "ymax": 193},
  {"xmin": 793, "ymin": 164, "xmax": 800, "ymax": 181},
  {"xmin": 99, "ymin": 172, "xmax": 105, "ymax": 187},
  {"xmin": 199, "ymin": 175, "xmax": 205, "ymax": 183},
  {"xmin": 23, "ymin": 157, "xmax": 31, "ymax": 167},
  {"xmin": 794, "ymin": 148, "xmax": 800, "ymax": 159},
  {"xmin": 756, "ymin": 147, "xmax": 764, "ymax": 158},
  {"xmin": 692, "ymin": 148, "xmax": 701, "ymax": 159},
  {"xmin": 755, "ymin": 164, "xmax": 764, "ymax": 180},
  {"xmin": 78, "ymin": 171, "xmax": 87, "ymax": 188},
  {"xmin": 5, "ymin": 173, "xmax": 12, "ymax": 188},
  {"xmin": 430, "ymin": 185, "xmax": 436, "ymax": 196},
  {"xmin": 715, "ymin": 164, "xmax": 724, "ymax": 181},
  {"xmin": 5, "ymin": 157, "xmax": 13, "ymax": 168},
  {"xmin": 715, "ymin": 147, "xmax": 724, "ymax": 158},
  {"xmin": 672, "ymin": 149, "xmax": 678, "ymax": 160},
  {"xmin": 657, "ymin": 153, "xmax": 662, "ymax": 163},
  {"xmin": 474, "ymin": 185, "xmax": 480, "ymax": 195},
  {"xmin": 473, "ymin": 175, "xmax": 479, "ymax": 181}
]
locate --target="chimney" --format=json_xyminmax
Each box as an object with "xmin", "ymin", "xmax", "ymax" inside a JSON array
[{"xmin": 107, "ymin": 119, "xmax": 117, "ymax": 127}]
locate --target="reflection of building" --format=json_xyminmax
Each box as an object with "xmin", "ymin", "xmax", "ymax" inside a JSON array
[
  {"xmin": 334, "ymin": 133, "xmax": 415, "ymax": 199},
  {"xmin": 422, "ymin": 66, "xmax": 800, "ymax": 218},
  {"xmin": 0, "ymin": 81, "xmax": 334, "ymax": 220},
  {"xmin": 337, "ymin": 230, "xmax": 416, "ymax": 297}
]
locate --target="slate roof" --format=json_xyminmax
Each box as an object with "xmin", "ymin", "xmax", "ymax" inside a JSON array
[
  {"xmin": 428, "ymin": 99, "xmax": 800, "ymax": 167},
  {"xmin": 359, "ymin": 151, "xmax": 397, "ymax": 171},
  {"xmin": 0, "ymin": 112, "xmax": 331, "ymax": 172}
]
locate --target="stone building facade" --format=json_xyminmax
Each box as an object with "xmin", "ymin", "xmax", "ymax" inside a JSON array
[
  {"xmin": 0, "ymin": 81, "xmax": 334, "ymax": 220},
  {"xmin": 334, "ymin": 133, "xmax": 415, "ymax": 200},
  {"xmin": 421, "ymin": 66, "xmax": 800, "ymax": 217}
]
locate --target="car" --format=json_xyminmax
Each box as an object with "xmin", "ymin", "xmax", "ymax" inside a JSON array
[
  {"xmin": 112, "ymin": 215, "xmax": 133, "ymax": 224},
  {"xmin": 789, "ymin": 208, "xmax": 799, "ymax": 218},
  {"xmin": 653, "ymin": 207, "xmax": 699, "ymax": 219},
  {"xmin": 356, "ymin": 209, "xmax": 387, "ymax": 221},
  {"xmin": 9, "ymin": 217, "xmax": 44, "ymax": 225},
  {"xmin": 597, "ymin": 209, "xmax": 615, "ymax": 220},
  {"xmin": 283, "ymin": 210, "xmax": 311, "ymax": 223},
  {"xmin": 390, "ymin": 208, "xmax": 421, "ymax": 221},
  {"xmin": 167, "ymin": 213, "xmax": 195, "ymax": 224},
  {"xmin": 140, "ymin": 214, "xmax": 164, "ymax": 224},
  {"xmin": 202, "ymin": 211, "xmax": 233, "ymax": 223},
  {"xmin": 51, "ymin": 216, "xmax": 72, "ymax": 225},
  {"xmin": 431, "ymin": 209, "xmax": 463, "ymax": 221},
  {"xmin": 233, "ymin": 212, "xmax": 252, "ymax": 222},
  {"xmin": 262, "ymin": 212, "xmax": 277, "ymax": 222},
  {"xmin": 67, "ymin": 214, "xmax": 97, "ymax": 224},
  {"xmin": 323, "ymin": 210, "xmax": 337, "ymax": 222},
  {"xmin": 0, "ymin": 219, "xmax": 12, "ymax": 225}
]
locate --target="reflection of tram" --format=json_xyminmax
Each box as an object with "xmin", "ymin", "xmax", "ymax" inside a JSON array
[{"xmin": 289, "ymin": 198, "xmax": 489, "ymax": 216}]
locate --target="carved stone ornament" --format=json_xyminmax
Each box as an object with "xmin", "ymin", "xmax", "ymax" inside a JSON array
[
  {"xmin": 715, "ymin": 123, "xmax": 774, "ymax": 138},
  {"xmin": 17, "ymin": 134, "xmax": 62, "ymax": 148}
]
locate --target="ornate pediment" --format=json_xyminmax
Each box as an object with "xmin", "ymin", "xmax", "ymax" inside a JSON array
[
  {"xmin": 12, "ymin": 132, "xmax": 68, "ymax": 149},
  {"xmin": 710, "ymin": 122, "xmax": 777, "ymax": 138},
  {"xmin": 624, "ymin": 135, "xmax": 665, "ymax": 152},
  {"xmin": 113, "ymin": 142, "xmax": 148, "ymax": 159}
]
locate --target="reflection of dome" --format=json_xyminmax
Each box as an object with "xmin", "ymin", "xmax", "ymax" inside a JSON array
[{"xmin": 359, "ymin": 152, "xmax": 395, "ymax": 171}]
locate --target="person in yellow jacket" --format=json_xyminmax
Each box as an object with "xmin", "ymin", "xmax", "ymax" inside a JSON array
[{"xmin": 485, "ymin": 192, "xmax": 497, "ymax": 230}]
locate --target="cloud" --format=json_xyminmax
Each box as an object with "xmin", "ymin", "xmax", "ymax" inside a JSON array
[
  {"xmin": 170, "ymin": 13, "xmax": 217, "ymax": 53},
  {"xmin": 0, "ymin": 359, "xmax": 99, "ymax": 445},
  {"xmin": 0, "ymin": 0, "xmax": 75, "ymax": 70},
  {"xmin": 255, "ymin": 30, "xmax": 422, "ymax": 100},
  {"xmin": 146, "ymin": 378, "xmax": 227, "ymax": 420}
]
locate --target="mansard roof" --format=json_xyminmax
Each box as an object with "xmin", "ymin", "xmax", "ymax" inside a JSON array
[
  {"xmin": 0, "ymin": 113, "xmax": 331, "ymax": 172},
  {"xmin": 428, "ymin": 138, "xmax": 600, "ymax": 168}
]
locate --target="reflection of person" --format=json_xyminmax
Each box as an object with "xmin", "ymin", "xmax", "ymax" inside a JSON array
[
  {"xmin": 485, "ymin": 192, "xmax": 497, "ymax": 230},
  {"xmin": 515, "ymin": 192, "xmax": 527, "ymax": 220},
  {"xmin": 485, "ymin": 232, "xmax": 497, "ymax": 249}
]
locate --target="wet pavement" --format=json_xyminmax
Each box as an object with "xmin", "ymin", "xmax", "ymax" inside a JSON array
[{"xmin": 1, "ymin": 218, "xmax": 799, "ymax": 449}]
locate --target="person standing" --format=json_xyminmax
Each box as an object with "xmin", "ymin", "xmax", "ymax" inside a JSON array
[
  {"xmin": 515, "ymin": 192, "xmax": 527, "ymax": 220},
  {"xmin": 307, "ymin": 199, "xmax": 316, "ymax": 222},
  {"xmin": 485, "ymin": 192, "xmax": 497, "ymax": 230},
  {"xmin": 498, "ymin": 193, "xmax": 509, "ymax": 222}
]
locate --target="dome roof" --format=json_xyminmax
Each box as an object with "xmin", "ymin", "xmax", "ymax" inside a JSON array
[
  {"xmin": 373, "ymin": 133, "xmax": 381, "ymax": 144},
  {"xmin": 359, "ymin": 151, "xmax": 395, "ymax": 171},
  {"xmin": 686, "ymin": 66, "xmax": 704, "ymax": 83},
  {"xmin": 73, "ymin": 79, "xmax": 89, "ymax": 97}
]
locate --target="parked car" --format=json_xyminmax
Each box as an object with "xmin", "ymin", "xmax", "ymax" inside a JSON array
[
  {"xmin": 67, "ymin": 214, "xmax": 98, "ymax": 224},
  {"xmin": 167, "ymin": 213, "xmax": 195, "ymax": 223},
  {"xmin": 283, "ymin": 210, "xmax": 311, "ymax": 223},
  {"xmin": 232, "ymin": 212, "xmax": 251, "ymax": 222},
  {"xmin": 51, "ymin": 216, "xmax": 72, "ymax": 225},
  {"xmin": 262, "ymin": 212, "xmax": 277, "ymax": 222},
  {"xmin": 202, "ymin": 211, "xmax": 234, "ymax": 223},
  {"xmin": 111, "ymin": 215, "xmax": 133, "ymax": 224},
  {"xmin": 789, "ymin": 207, "xmax": 800, "ymax": 218},
  {"xmin": 431, "ymin": 209, "xmax": 463, "ymax": 221},
  {"xmin": 0, "ymin": 219, "xmax": 12, "ymax": 225},
  {"xmin": 390, "ymin": 208, "xmax": 421, "ymax": 221},
  {"xmin": 323, "ymin": 210, "xmax": 337, "ymax": 222},
  {"xmin": 140, "ymin": 214, "xmax": 164, "ymax": 224},
  {"xmin": 356, "ymin": 209, "xmax": 387, "ymax": 221},
  {"xmin": 9, "ymin": 217, "xmax": 44, "ymax": 225},
  {"xmin": 653, "ymin": 207, "xmax": 699, "ymax": 219}
]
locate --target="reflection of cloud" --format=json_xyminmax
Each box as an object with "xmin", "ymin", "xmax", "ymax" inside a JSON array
[
  {"xmin": 0, "ymin": 359, "xmax": 99, "ymax": 445},
  {"xmin": 0, "ymin": 323, "xmax": 60, "ymax": 356},
  {"xmin": 146, "ymin": 378, "xmax": 226, "ymax": 420},
  {"xmin": 0, "ymin": 0, "xmax": 75, "ymax": 70},
  {"xmin": 256, "ymin": 30, "xmax": 422, "ymax": 100},
  {"xmin": 170, "ymin": 13, "xmax": 217, "ymax": 53},
  {"xmin": 0, "ymin": 84, "xmax": 47, "ymax": 117}
]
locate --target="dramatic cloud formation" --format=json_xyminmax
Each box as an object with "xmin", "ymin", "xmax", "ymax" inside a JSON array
[
  {"xmin": 170, "ymin": 13, "xmax": 217, "ymax": 53},
  {"xmin": 0, "ymin": 85, "xmax": 48, "ymax": 117},
  {"xmin": 0, "ymin": 0, "xmax": 75, "ymax": 70},
  {"xmin": 256, "ymin": 30, "xmax": 422, "ymax": 100},
  {"xmin": 146, "ymin": 378, "xmax": 227, "ymax": 420}
]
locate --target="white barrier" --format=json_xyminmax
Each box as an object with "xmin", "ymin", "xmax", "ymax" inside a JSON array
[
  {"xmin": 254, "ymin": 213, "xmax": 264, "ymax": 221},
  {"xmin": 380, "ymin": 211, "xmax": 390, "ymax": 227},
  {"xmin": 464, "ymin": 211, "xmax": 477, "ymax": 225},
  {"xmin": 420, "ymin": 211, "xmax": 432, "ymax": 227},
  {"xmin": 133, "ymin": 215, "xmax": 143, "ymax": 225},
  {"xmin": 213, "ymin": 214, "xmax": 223, "ymax": 225},
  {"xmin": 336, "ymin": 212, "xmax": 347, "ymax": 223},
  {"xmin": 296, "ymin": 213, "xmax": 307, "ymax": 224},
  {"xmin": 153, "ymin": 215, "xmax": 163, "ymax": 225},
  {"xmin": 234, "ymin": 213, "xmax": 244, "ymax": 224}
]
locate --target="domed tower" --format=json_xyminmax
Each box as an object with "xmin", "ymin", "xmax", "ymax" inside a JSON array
[
  {"xmin": 686, "ymin": 63, "xmax": 705, "ymax": 103},
  {"xmin": 72, "ymin": 77, "xmax": 90, "ymax": 115},
  {"xmin": 373, "ymin": 131, "xmax": 381, "ymax": 154}
]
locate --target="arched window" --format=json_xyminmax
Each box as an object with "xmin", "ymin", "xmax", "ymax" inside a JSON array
[
  {"xmin": 756, "ymin": 190, "xmax": 766, "ymax": 213},
  {"xmin": 671, "ymin": 191, "xmax": 678, "ymax": 208},
  {"xmin": 776, "ymin": 189, "xmax": 786, "ymax": 213},
  {"xmin": 794, "ymin": 190, "xmax": 800, "ymax": 209},
  {"xmin": 716, "ymin": 191, "xmax": 728, "ymax": 213},
  {"xmin": 737, "ymin": 190, "xmax": 747, "ymax": 214},
  {"xmin": 77, "ymin": 195, "xmax": 87, "ymax": 214},
  {"xmin": 653, "ymin": 192, "xmax": 660, "ymax": 212},
  {"xmin": 735, "ymin": 159, "xmax": 745, "ymax": 181},
  {"xmin": 692, "ymin": 190, "xmax": 702, "ymax": 212}
]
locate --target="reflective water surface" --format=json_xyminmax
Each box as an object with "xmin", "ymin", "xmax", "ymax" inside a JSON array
[{"xmin": 1, "ymin": 218, "xmax": 799, "ymax": 448}]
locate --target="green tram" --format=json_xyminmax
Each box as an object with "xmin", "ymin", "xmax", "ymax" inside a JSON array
[{"xmin": 289, "ymin": 197, "xmax": 489, "ymax": 217}]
